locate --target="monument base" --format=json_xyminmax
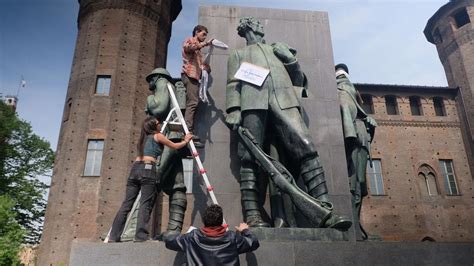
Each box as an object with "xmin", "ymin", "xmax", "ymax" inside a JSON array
[{"xmin": 70, "ymin": 228, "xmax": 474, "ymax": 265}]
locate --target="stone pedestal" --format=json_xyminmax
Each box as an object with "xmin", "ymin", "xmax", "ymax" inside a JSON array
[{"xmin": 70, "ymin": 234, "xmax": 474, "ymax": 266}]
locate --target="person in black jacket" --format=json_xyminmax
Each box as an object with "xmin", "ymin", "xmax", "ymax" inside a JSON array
[{"xmin": 164, "ymin": 204, "xmax": 260, "ymax": 266}]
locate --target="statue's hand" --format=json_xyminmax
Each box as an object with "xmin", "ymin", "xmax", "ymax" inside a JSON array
[
  {"xmin": 272, "ymin": 42, "xmax": 296, "ymax": 64},
  {"xmin": 225, "ymin": 109, "xmax": 241, "ymax": 131},
  {"xmin": 366, "ymin": 116, "xmax": 377, "ymax": 128}
]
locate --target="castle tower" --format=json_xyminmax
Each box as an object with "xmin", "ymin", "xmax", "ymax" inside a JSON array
[
  {"xmin": 38, "ymin": 1, "xmax": 181, "ymax": 264},
  {"xmin": 424, "ymin": 0, "xmax": 474, "ymax": 175}
]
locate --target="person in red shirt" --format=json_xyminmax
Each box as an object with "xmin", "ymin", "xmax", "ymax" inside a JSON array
[{"xmin": 181, "ymin": 25, "xmax": 213, "ymax": 147}]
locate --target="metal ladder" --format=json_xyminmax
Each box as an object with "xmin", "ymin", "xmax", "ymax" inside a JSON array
[{"xmin": 104, "ymin": 82, "xmax": 222, "ymax": 243}]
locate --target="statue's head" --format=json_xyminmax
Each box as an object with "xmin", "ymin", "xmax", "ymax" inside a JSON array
[
  {"xmin": 335, "ymin": 63, "xmax": 349, "ymax": 78},
  {"xmin": 335, "ymin": 63, "xmax": 349, "ymax": 74},
  {"xmin": 237, "ymin": 17, "xmax": 264, "ymax": 38},
  {"xmin": 146, "ymin": 68, "xmax": 172, "ymax": 90}
]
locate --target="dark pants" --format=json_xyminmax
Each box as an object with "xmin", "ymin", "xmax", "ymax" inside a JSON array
[
  {"xmin": 109, "ymin": 161, "xmax": 158, "ymax": 241},
  {"xmin": 182, "ymin": 73, "xmax": 200, "ymax": 132}
]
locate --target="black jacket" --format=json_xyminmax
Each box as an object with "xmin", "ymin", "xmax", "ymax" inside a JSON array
[{"xmin": 164, "ymin": 229, "xmax": 260, "ymax": 266}]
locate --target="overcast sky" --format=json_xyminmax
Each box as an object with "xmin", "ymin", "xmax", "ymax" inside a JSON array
[{"xmin": 0, "ymin": 0, "xmax": 447, "ymax": 155}]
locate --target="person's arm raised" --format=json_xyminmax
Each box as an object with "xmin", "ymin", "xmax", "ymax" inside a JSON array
[{"xmin": 155, "ymin": 133, "xmax": 192, "ymax": 150}]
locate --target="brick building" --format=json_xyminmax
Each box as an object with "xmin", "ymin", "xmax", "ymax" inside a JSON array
[
  {"xmin": 355, "ymin": 83, "xmax": 473, "ymax": 241},
  {"xmin": 37, "ymin": 1, "xmax": 182, "ymax": 265}
]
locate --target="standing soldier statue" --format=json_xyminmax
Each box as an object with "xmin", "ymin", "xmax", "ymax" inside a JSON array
[
  {"xmin": 225, "ymin": 17, "xmax": 351, "ymax": 229},
  {"xmin": 336, "ymin": 63, "xmax": 377, "ymax": 240},
  {"xmin": 145, "ymin": 68, "xmax": 189, "ymax": 238}
]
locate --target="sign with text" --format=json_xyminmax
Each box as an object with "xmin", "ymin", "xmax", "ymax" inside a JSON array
[{"xmin": 234, "ymin": 62, "xmax": 270, "ymax": 87}]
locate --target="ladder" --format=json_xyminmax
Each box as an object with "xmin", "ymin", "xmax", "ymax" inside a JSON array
[
  {"xmin": 104, "ymin": 82, "xmax": 222, "ymax": 243},
  {"xmin": 162, "ymin": 82, "xmax": 221, "ymax": 207}
]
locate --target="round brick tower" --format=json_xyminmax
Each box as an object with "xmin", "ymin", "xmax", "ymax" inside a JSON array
[
  {"xmin": 38, "ymin": 0, "xmax": 181, "ymax": 264},
  {"xmin": 424, "ymin": 0, "xmax": 474, "ymax": 175}
]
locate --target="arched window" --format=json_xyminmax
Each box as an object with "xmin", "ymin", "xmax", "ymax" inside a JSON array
[
  {"xmin": 433, "ymin": 97, "xmax": 446, "ymax": 116},
  {"xmin": 385, "ymin": 95, "xmax": 398, "ymax": 115},
  {"xmin": 421, "ymin": 236, "xmax": 436, "ymax": 242},
  {"xmin": 409, "ymin": 96, "xmax": 423, "ymax": 116},
  {"xmin": 361, "ymin": 94, "xmax": 374, "ymax": 114},
  {"xmin": 418, "ymin": 164, "xmax": 438, "ymax": 196}
]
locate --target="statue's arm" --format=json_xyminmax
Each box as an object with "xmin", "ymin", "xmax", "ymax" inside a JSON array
[
  {"xmin": 146, "ymin": 78, "xmax": 170, "ymax": 117},
  {"xmin": 272, "ymin": 42, "xmax": 308, "ymax": 97},
  {"xmin": 225, "ymin": 51, "xmax": 242, "ymax": 129},
  {"xmin": 226, "ymin": 51, "xmax": 242, "ymax": 113},
  {"xmin": 284, "ymin": 60, "xmax": 308, "ymax": 97}
]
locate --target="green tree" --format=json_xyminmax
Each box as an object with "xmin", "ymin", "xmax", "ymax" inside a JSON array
[
  {"xmin": 0, "ymin": 195, "xmax": 25, "ymax": 266},
  {"xmin": 0, "ymin": 101, "xmax": 54, "ymax": 244}
]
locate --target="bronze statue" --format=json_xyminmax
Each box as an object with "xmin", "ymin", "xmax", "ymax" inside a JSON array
[
  {"xmin": 225, "ymin": 17, "xmax": 351, "ymax": 229},
  {"xmin": 145, "ymin": 68, "xmax": 189, "ymax": 237},
  {"xmin": 336, "ymin": 63, "xmax": 377, "ymax": 240}
]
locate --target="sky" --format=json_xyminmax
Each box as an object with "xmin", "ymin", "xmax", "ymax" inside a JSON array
[{"xmin": 0, "ymin": 0, "xmax": 448, "ymax": 157}]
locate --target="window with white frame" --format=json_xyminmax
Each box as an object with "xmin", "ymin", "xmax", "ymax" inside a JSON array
[
  {"xmin": 95, "ymin": 75, "xmax": 111, "ymax": 95},
  {"xmin": 439, "ymin": 160, "xmax": 459, "ymax": 195},
  {"xmin": 367, "ymin": 159, "xmax": 385, "ymax": 195},
  {"xmin": 83, "ymin": 140, "xmax": 104, "ymax": 176}
]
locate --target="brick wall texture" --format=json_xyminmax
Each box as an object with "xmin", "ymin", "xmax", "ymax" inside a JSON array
[{"xmin": 37, "ymin": 1, "xmax": 179, "ymax": 265}]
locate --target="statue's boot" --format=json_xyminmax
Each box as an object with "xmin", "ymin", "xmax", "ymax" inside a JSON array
[
  {"xmin": 301, "ymin": 157, "xmax": 352, "ymax": 230},
  {"xmin": 240, "ymin": 167, "xmax": 270, "ymax": 228},
  {"xmin": 154, "ymin": 190, "xmax": 187, "ymax": 241},
  {"xmin": 167, "ymin": 190, "xmax": 187, "ymax": 234}
]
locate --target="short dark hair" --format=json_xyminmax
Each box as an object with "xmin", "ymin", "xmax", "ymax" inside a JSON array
[
  {"xmin": 202, "ymin": 204, "xmax": 223, "ymax": 227},
  {"xmin": 193, "ymin": 25, "xmax": 208, "ymax": 36}
]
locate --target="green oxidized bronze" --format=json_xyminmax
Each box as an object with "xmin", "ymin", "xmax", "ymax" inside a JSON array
[
  {"xmin": 146, "ymin": 68, "xmax": 188, "ymax": 236},
  {"xmin": 226, "ymin": 17, "xmax": 351, "ymax": 230},
  {"xmin": 336, "ymin": 63, "xmax": 377, "ymax": 240}
]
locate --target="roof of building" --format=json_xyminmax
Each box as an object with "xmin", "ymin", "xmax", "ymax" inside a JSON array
[
  {"xmin": 354, "ymin": 83, "xmax": 458, "ymax": 94},
  {"xmin": 424, "ymin": 0, "xmax": 474, "ymax": 43}
]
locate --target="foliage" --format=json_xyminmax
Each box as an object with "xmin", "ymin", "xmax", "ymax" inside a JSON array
[
  {"xmin": 0, "ymin": 101, "xmax": 54, "ymax": 244},
  {"xmin": 0, "ymin": 195, "xmax": 25, "ymax": 266}
]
